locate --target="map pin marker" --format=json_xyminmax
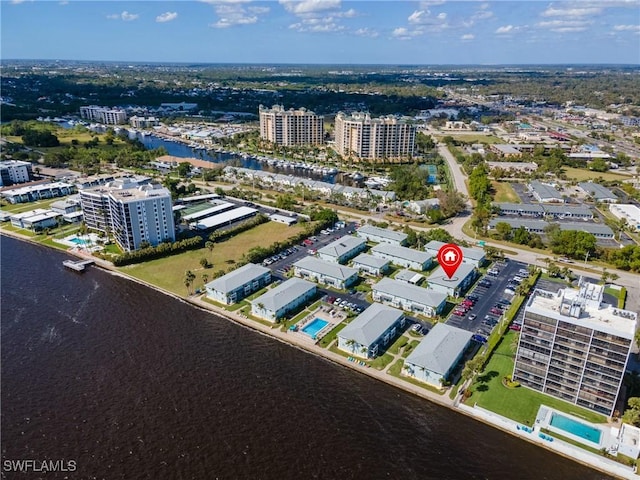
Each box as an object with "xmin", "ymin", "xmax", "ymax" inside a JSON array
[{"xmin": 437, "ymin": 243, "xmax": 464, "ymax": 280}]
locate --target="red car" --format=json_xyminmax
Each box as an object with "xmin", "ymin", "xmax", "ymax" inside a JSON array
[{"xmin": 509, "ymin": 324, "xmax": 522, "ymax": 331}]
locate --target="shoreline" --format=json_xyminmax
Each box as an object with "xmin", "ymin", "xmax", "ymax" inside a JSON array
[{"xmin": 1, "ymin": 229, "xmax": 634, "ymax": 479}]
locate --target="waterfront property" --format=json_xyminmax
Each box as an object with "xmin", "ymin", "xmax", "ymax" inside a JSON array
[
  {"xmin": 356, "ymin": 224, "xmax": 408, "ymax": 246},
  {"xmin": 513, "ymin": 282, "xmax": 637, "ymax": 417},
  {"xmin": 372, "ymin": 278, "xmax": 447, "ymax": 317},
  {"xmin": 80, "ymin": 178, "xmax": 175, "ymax": 251},
  {"xmin": 293, "ymin": 256, "xmax": 359, "ymax": 290},
  {"xmin": 337, "ymin": 303, "xmax": 405, "ymax": 359},
  {"xmin": 205, "ymin": 263, "xmax": 272, "ymax": 305},
  {"xmin": 316, "ymin": 235, "xmax": 366, "ymax": 264},
  {"xmin": 535, "ymin": 406, "xmax": 605, "ymax": 449},
  {"xmin": 9, "ymin": 208, "xmax": 61, "ymax": 231},
  {"xmin": 80, "ymin": 105, "xmax": 127, "ymax": 124},
  {"xmin": 250, "ymin": 278, "xmax": 317, "ymax": 323},
  {"xmin": 351, "ymin": 253, "xmax": 390, "ymax": 276},
  {"xmin": 424, "ymin": 240, "xmax": 486, "ymax": 268},
  {"xmin": 403, "ymin": 323, "xmax": 473, "ymax": 387},
  {"xmin": 259, "ymin": 104, "xmax": 324, "ymax": 146},
  {"xmin": 371, "ymin": 243, "xmax": 432, "ymax": 271},
  {"xmin": 425, "ymin": 263, "xmax": 478, "ymax": 298}
]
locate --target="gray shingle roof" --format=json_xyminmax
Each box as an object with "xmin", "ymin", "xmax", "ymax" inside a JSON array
[
  {"xmin": 206, "ymin": 263, "xmax": 270, "ymax": 294},
  {"xmin": 317, "ymin": 235, "xmax": 365, "ymax": 258},
  {"xmin": 251, "ymin": 278, "xmax": 315, "ymax": 312},
  {"xmin": 543, "ymin": 204, "xmax": 592, "ymax": 216},
  {"xmin": 529, "ymin": 180, "xmax": 563, "ymax": 200},
  {"xmin": 293, "ymin": 256, "xmax": 358, "ymax": 281},
  {"xmin": 371, "ymin": 243, "xmax": 431, "ymax": 265},
  {"xmin": 394, "ymin": 269, "xmax": 424, "ymax": 283},
  {"xmin": 494, "ymin": 203, "xmax": 545, "ymax": 215},
  {"xmin": 579, "ymin": 182, "xmax": 617, "ymax": 201},
  {"xmin": 405, "ymin": 323, "xmax": 472, "ymax": 375},
  {"xmin": 357, "ymin": 225, "xmax": 408, "ymax": 243},
  {"xmin": 338, "ymin": 303, "xmax": 404, "ymax": 347},
  {"xmin": 373, "ymin": 278, "xmax": 447, "ymax": 308},
  {"xmin": 352, "ymin": 253, "xmax": 390, "ymax": 269}
]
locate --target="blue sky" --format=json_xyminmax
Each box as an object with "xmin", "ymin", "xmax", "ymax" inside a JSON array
[{"xmin": 2, "ymin": 1, "xmax": 639, "ymax": 64}]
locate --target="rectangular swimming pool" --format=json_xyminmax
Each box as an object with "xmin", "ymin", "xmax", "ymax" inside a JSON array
[
  {"xmin": 301, "ymin": 318, "xmax": 329, "ymax": 339},
  {"xmin": 549, "ymin": 413, "xmax": 602, "ymax": 444}
]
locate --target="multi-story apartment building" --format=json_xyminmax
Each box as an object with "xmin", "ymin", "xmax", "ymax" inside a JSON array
[
  {"xmin": 80, "ymin": 178, "xmax": 175, "ymax": 251},
  {"xmin": 513, "ymin": 282, "xmax": 637, "ymax": 417},
  {"xmin": 0, "ymin": 160, "xmax": 32, "ymax": 186},
  {"xmin": 79, "ymin": 105, "xmax": 128, "ymax": 125},
  {"xmin": 259, "ymin": 105, "xmax": 324, "ymax": 146},
  {"xmin": 334, "ymin": 112, "xmax": 416, "ymax": 161}
]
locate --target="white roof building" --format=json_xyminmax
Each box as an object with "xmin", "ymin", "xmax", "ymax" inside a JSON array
[
  {"xmin": 293, "ymin": 256, "xmax": 359, "ymax": 290},
  {"xmin": 424, "ymin": 240, "xmax": 486, "ymax": 267},
  {"xmin": 371, "ymin": 243, "xmax": 432, "ymax": 271},
  {"xmin": 251, "ymin": 278, "xmax": 316, "ymax": 322},
  {"xmin": 372, "ymin": 278, "xmax": 447, "ymax": 317},
  {"xmin": 356, "ymin": 224, "xmax": 408, "ymax": 246},
  {"xmin": 205, "ymin": 263, "xmax": 272, "ymax": 305},
  {"xmin": 317, "ymin": 235, "xmax": 366, "ymax": 264},
  {"xmin": 610, "ymin": 204, "xmax": 640, "ymax": 232}
]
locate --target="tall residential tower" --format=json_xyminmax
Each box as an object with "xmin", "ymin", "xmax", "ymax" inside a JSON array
[{"xmin": 259, "ymin": 105, "xmax": 324, "ymax": 146}]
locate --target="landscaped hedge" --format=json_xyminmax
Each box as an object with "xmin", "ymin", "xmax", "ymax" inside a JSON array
[
  {"xmin": 208, "ymin": 213, "xmax": 269, "ymax": 243},
  {"xmin": 619, "ymin": 287, "xmax": 627, "ymax": 309},
  {"xmin": 112, "ymin": 236, "xmax": 203, "ymax": 266}
]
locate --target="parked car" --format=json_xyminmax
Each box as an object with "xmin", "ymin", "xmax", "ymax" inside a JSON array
[
  {"xmin": 490, "ymin": 307, "xmax": 503, "ymax": 315},
  {"xmin": 509, "ymin": 324, "xmax": 522, "ymax": 331},
  {"xmin": 504, "ymin": 288, "xmax": 515, "ymax": 295},
  {"xmin": 467, "ymin": 294, "xmax": 479, "ymax": 302},
  {"xmin": 472, "ymin": 334, "xmax": 488, "ymax": 344},
  {"xmin": 468, "ymin": 314, "xmax": 477, "ymax": 321}
]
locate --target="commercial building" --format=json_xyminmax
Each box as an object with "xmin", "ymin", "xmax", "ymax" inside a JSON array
[
  {"xmin": 190, "ymin": 206, "xmax": 258, "ymax": 232},
  {"xmin": 317, "ymin": 235, "xmax": 366, "ymax": 264},
  {"xmin": 609, "ymin": 204, "xmax": 640, "ymax": 232},
  {"xmin": 495, "ymin": 203, "xmax": 545, "ymax": 217},
  {"xmin": 424, "ymin": 240, "xmax": 486, "ymax": 268},
  {"xmin": 259, "ymin": 105, "xmax": 324, "ymax": 146},
  {"xmin": 293, "ymin": 256, "xmax": 359, "ymax": 290},
  {"xmin": 334, "ymin": 112, "xmax": 416, "ymax": 161},
  {"xmin": 79, "ymin": 105, "xmax": 127, "ymax": 125},
  {"xmin": 579, "ymin": 182, "xmax": 618, "ymax": 203},
  {"xmin": 80, "ymin": 178, "xmax": 175, "ymax": 251},
  {"xmin": 528, "ymin": 180, "xmax": 564, "ymax": 203},
  {"xmin": 513, "ymin": 282, "xmax": 637, "ymax": 416},
  {"xmin": 0, "ymin": 182, "xmax": 76, "ymax": 204},
  {"xmin": 372, "ymin": 278, "xmax": 447, "ymax": 317},
  {"xmin": 250, "ymin": 278, "xmax": 316, "ymax": 323},
  {"xmin": 371, "ymin": 243, "xmax": 432, "ymax": 271},
  {"xmin": 542, "ymin": 205, "xmax": 593, "ymax": 220},
  {"xmin": 425, "ymin": 264, "xmax": 478, "ymax": 298},
  {"xmin": 0, "ymin": 160, "xmax": 32, "ymax": 186},
  {"xmin": 403, "ymin": 323, "xmax": 473, "ymax": 387},
  {"xmin": 337, "ymin": 303, "xmax": 405, "ymax": 359},
  {"xmin": 205, "ymin": 263, "xmax": 272, "ymax": 305},
  {"xmin": 356, "ymin": 224, "xmax": 408, "ymax": 246},
  {"xmin": 351, "ymin": 253, "xmax": 390, "ymax": 276}
]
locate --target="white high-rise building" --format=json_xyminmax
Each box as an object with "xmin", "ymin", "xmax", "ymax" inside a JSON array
[
  {"xmin": 80, "ymin": 178, "xmax": 175, "ymax": 251},
  {"xmin": 513, "ymin": 281, "xmax": 637, "ymax": 417},
  {"xmin": 259, "ymin": 105, "xmax": 324, "ymax": 146},
  {"xmin": 0, "ymin": 160, "xmax": 32, "ymax": 186},
  {"xmin": 80, "ymin": 106, "xmax": 127, "ymax": 125},
  {"xmin": 334, "ymin": 112, "xmax": 416, "ymax": 161}
]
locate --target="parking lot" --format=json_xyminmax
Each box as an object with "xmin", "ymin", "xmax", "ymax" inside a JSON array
[{"xmin": 446, "ymin": 259, "xmax": 530, "ymax": 341}]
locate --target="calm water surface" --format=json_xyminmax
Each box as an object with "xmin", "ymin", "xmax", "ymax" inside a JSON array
[{"xmin": 1, "ymin": 236, "xmax": 612, "ymax": 479}]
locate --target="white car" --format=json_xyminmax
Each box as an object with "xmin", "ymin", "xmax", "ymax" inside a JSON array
[{"xmin": 504, "ymin": 288, "xmax": 515, "ymax": 295}]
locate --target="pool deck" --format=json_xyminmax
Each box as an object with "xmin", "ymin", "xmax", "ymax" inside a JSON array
[
  {"xmin": 293, "ymin": 306, "xmax": 346, "ymax": 343},
  {"xmin": 536, "ymin": 405, "xmax": 611, "ymax": 450}
]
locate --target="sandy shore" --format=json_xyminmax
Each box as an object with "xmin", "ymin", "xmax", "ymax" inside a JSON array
[{"xmin": 1, "ymin": 228, "xmax": 634, "ymax": 479}]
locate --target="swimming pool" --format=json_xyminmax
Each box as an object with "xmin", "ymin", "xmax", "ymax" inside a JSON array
[
  {"xmin": 549, "ymin": 413, "xmax": 602, "ymax": 444},
  {"xmin": 301, "ymin": 318, "xmax": 329, "ymax": 339},
  {"xmin": 69, "ymin": 237, "xmax": 88, "ymax": 245}
]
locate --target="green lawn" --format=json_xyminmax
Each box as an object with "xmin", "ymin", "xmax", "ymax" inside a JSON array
[
  {"xmin": 387, "ymin": 359, "xmax": 445, "ymax": 394},
  {"xmin": 388, "ymin": 335, "xmax": 409, "ymax": 355},
  {"xmin": 466, "ymin": 331, "xmax": 608, "ymax": 426},
  {"xmin": 492, "ymin": 181, "xmax": 520, "ymax": 203},
  {"xmin": 318, "ymin": 319, "xmax": 350, "ymax": 348},
  {"xmin": 563, "ymin": 167, "xmax": 630, "ymax": 182},
  {"xmin": 123, "ymin": 221, "xmax": 307, "ymax": 295}
]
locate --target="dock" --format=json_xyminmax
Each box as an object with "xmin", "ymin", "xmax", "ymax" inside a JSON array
[{"xmin": 62, "ymin": 259, "xmax": 94, "ymax": 272}]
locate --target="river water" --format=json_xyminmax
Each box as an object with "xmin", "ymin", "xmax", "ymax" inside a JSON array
[{"xmin": 0, "ymin": 236, "xmax": 612, "ymax": 480}]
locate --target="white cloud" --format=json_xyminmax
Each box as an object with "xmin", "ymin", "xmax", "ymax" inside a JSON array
[
  {"xmin": 613, "ymin": 24, "xmax": 640, "ymax": 31},
  {"xmin": 289, "ymin": 15, "xmax": 345, "ymax": 33},
  {"xmin": 207, "ymin": 1, "xmax": 269, "ymax": 28},
  {"xmin": 437, "ymin": 12, "xmax": 447, "ymax": 20},
  {"xmin": 541, "ymin": 6, "xmax": 602, "ymax": 18},
  {"xmin": 107, "ymin": 11, "xmax": 139, "ymax": 21},
  {"xmin": 537, "ymin": 19, "xmax": 591, "ymax": 32},
  {"xmin": 391, "ymin": 26, "xmax": 425, "ymax": 40},
  {"xmin": 10, "ymin": 0, "xmax": 29, "ymax": 4},
  {"xmin": 461, "ymin": 33, "xmax": 474, "ymax": 40},
  {"xmin": 156, "ymin": 12, "xmax": 178, "ymax": 23},
  {"xmin": 495, "ymin": 25, "xmax": 514, "ymax": 34},
  {"xmin": 279, "ymin": 0, "xmax": 341, "ymax": 15},
  {"xmin": 354, "ymin": 27, "xmax": 379, "ymax": 38},
  {"xmin": 337, "ymin": 8, "xmax": 357, "ymax": 18}
]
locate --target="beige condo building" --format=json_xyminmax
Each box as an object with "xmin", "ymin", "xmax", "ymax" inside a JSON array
[
  {"xmin": 334, "ymin": 112, "xmax": 416, "ymax": 161},
  {"xmin": 259, "ymin": 105, "xmax": 324, "ymax": 146}
]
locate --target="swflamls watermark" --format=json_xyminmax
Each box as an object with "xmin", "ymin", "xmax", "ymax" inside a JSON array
[{"xmin": 3, "ymin": 459, "xmax": 77, "ymax": 473}]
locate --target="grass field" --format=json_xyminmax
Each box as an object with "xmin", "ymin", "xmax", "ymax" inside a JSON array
[
  {"xmin": 466, "ymin": 330, "xmax": 607, "ymax": 426},
  {"xmin": 563, "ymin": 167, "xmax": 631, "ymax": 182},
  {"xmin": 492, "ymin": 181, "xmax": 520, "ymax": 203},
  {"xmin": 433, "ymin": 133, "xmax": 503, "ymax": 144},
  {"xmin": 123, "ymin": 221, "xmax": 307, "ymax": 295}
]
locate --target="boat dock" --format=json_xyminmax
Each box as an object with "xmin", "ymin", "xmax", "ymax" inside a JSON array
[{"xmin": 62, "ymin": 259, "xmax": 94, "ymax": 272}]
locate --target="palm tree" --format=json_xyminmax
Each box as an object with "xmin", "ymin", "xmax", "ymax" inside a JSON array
[
  {"xmin": 345, "ymin": 339, "xmax": 356, "ymax": 353},
  {"xmin": 184, "ymin": 270, "xmax": 196, "ymax": 295}
]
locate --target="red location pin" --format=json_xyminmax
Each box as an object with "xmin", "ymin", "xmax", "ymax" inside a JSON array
[{"xmin": 437, "ymin": 243, "xmax": 464, "ymax": 279}]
